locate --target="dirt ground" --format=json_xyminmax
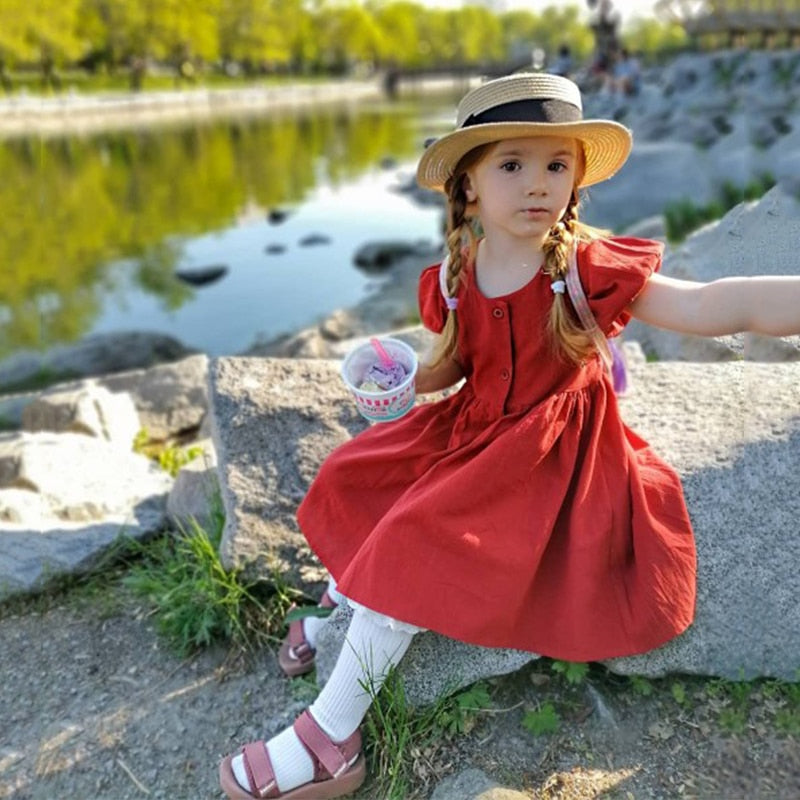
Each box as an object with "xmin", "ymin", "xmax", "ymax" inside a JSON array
[{"xmin": 1, "ymin": 580, "xmax": 798, "ymax": 800}]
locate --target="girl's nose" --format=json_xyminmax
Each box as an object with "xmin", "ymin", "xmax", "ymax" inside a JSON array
[{"xmin": 526, "ymin": 170, "xmax": 548, "ymax": 194}]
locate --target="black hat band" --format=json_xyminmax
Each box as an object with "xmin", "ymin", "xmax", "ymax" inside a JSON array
[{"xmin": 462, "ymin": 98, "xmax": 582, "ymax": 128}]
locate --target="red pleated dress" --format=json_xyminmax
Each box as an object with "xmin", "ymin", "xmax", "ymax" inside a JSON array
[{"xmin": 297, "ymin": 236, "xmax": 697, "ymax": 661}]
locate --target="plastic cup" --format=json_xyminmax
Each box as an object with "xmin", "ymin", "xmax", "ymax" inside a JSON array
[{"xmin": 341, "ymin": 337, "xmax": 418, "ymax": 423}]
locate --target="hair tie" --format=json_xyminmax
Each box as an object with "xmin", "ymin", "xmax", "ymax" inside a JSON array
[
  {"xmin": 551, "ymin": 280, "xmax": 566, "ymax": 295},
  {"xmin": 445, "ymin": 297, "xmax": 459, "ymax": 311}
]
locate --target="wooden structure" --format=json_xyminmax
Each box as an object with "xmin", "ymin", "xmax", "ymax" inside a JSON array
[{"xmin": 655, "ymin": 0, "xmax": 800, "ymax": 47}]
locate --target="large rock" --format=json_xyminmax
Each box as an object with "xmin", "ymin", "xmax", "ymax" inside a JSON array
[
  {"xmin": 166, "ymin": 440, "xmax": 220, "ymax": 531},
  {"xmin": 584, "ymin": 140, "xmax": 718, "ymax": 231},
  {"xmin": 101, "ymin": 354, "xmax": 210, "ymax": 440},
  {"xmin": 0, "ymin": 331, "xmax": 195, "ymax": 391},
  {"xmin": 580, "ymin": 48, "xmax": 800, "ymax": 231},
  {"xmin": 625, "ymin": 185, "xmax": 800, "ymax": 362},
  {"xmin": 210, "ymin": 357, "xmax": 369, "ymax": 584},
  {"xmin": 0, "ymin": 432, "xmax": 173, "ymax": 598},
  {"xmin": 210, "ymin": 354, "xmax": 800, "ymax": 704},
  {"xmin": 21, "ymin": 383, "xmax": 140, "ymax": 449}
]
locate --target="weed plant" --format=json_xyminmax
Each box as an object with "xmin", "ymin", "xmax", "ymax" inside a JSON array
[
  {"xmin": 665, "ymin": 173, "xmax": 776, "ymax": 243},
  {"xmin": 124, "ymin": 495, "xmax": 293, "ymax": 656},
  {"xmin": 361, "ymin": 669, "xmax": 491, "ymax": 799},
  {"xmin": 133, "ymin": 428, "xmax": 206, "ymax": 477}
]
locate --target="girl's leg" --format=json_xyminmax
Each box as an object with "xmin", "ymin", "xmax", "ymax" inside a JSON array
[{"xmin": 231, "ymin": 607, "xmax": 416, "ymax": 795}]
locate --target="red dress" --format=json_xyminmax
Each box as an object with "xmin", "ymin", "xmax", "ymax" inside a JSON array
[{"xmin": 297, "ymin": 236, "xmax": 697, "ymax": 661}]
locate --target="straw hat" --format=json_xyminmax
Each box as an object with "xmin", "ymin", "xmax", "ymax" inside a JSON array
[{"xmin": 416, "ymin": 73, "xmax": 632, "ymax": 192}]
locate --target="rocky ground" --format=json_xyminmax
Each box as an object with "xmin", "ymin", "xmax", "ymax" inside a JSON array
[{"xmin": 1, "ymin": 573, "xmax": 798, "ymax": 800}]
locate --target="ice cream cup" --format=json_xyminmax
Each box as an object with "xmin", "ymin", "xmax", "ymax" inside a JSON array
[{"xmin": 341, "ymin": 337, "xmax": 418, "ymax": 422}]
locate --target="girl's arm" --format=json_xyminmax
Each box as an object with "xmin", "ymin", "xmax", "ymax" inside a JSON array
[
  {"xmin": 415, "ymin": 352, "xmax": 464, "ymax": 394},
  {"xmin": 629, "ymin": 272, "xmax": 800, "ymax": 337}
]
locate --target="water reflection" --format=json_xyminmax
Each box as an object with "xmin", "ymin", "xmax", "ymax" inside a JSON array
[{"xmin": 0, "ymin": 97, "xmax": 452, "ymax": 360}]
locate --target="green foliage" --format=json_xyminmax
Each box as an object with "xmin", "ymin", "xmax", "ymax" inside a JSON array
[
  {"xmin": 362, "ymin": 673, "xmax": 492, "ymax": 799},
  {"xmin": 132, "ymin": 429, "xmax": 205, "ymax": 477},
  {"xmin": 158, "ymin": 443, "xmax": 205, "ymax": 478},
  {"xmin": 629, "ymin": 675, "xmax": 655, "ymax": 697},
  {"xmin": 522, "ymin": 700, "xmax": 560, "ymax": 736},
  {"xmin": 670, "ymin": 680, "xmax": 688, "ymax": 706},
  {"xmin": 621, "ymin": 18, "xmax": 688, "ymax": 60},
  {"xmin": 124, "ymin": 502, "xmax": 291, "ymax": 656},
  {"xmin": 0, "ymin": 0, "xmax": 689, "ymax": 82},
  {"xmin": 551, "ymin": 659, "xmax": 589, "ymax": 685},
  {"xmin": 764, "ymin": 680, "xmax": 800, "ymax": 736},
  {"xmin": 704, "ymin": 677, "xmax": 753, "ymax": 734},
  {"xmin": 284, "ymin": 603, "xmax": 335, "ymax": 624},
  {"xmin": 664, "ymin": 173, "xmax": 776, "ymax": 243},
  {"xmin": 435, "ymin": 682, "xmax": 492, "ymax": 736}
]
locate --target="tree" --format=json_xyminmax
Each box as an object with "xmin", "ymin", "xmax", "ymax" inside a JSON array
[
  {"xmin": 449, "ymin": 6, "xmax": 504, "ymax": 66},
  {"xmin": 371, "ymin": 1, "xmax": 424, "ymax": 69},
  {"xmin": 0, "ymin": 0, "xmax": 84, "ymax": 88},
  {"xmin": 622, "ymin": 18, "xmax": 688, "ymax": 60},
  {"xmin": 218, "ymin": 0, "xmax": 290, "ymax": 71},
  {"xmin": 314, "ymin": 3, "xmax": 382, "ymax": 74}
]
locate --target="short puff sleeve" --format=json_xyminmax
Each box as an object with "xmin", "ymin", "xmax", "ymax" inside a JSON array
[
  {"xmin": 577, "ymin": 236, "xmax": 663, "ymax": 337},
  {"xmin": 418, "ymin": 263, "xmax": 449, "ymax": 334}
]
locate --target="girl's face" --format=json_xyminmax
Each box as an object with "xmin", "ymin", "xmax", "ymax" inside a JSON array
[{"xmin": 464, "ymin": 135, "xmax": 579, "ymax": 246}]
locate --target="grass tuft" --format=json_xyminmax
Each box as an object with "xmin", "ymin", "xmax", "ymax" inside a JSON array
[
  {"xmin": 361, "ymin": 670, "xmax": 492, "ymax": 799},
  {"xmin": 123, "ymin": 495, "xmax": 293, "ymax": 657},
  {"xmin": 664, "ymin": 173, "xmax": 776, "ymax": 243}
]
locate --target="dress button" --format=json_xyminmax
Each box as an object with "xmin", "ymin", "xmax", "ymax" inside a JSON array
[
  {"xmin": 500, "ymin": 368, "xmax": 510, "ymax": 380},
  {"xmin": 492, "ymin": 307, "xmax": 504, "ymax": 318}
]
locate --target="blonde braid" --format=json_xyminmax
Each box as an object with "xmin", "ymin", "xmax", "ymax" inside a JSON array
[
  {"xmin": 429, "ymin": 162, "xmax": 480, "ymax": 366},
  {"xmin": 544, "ymin": 190, "xmax": 596, "ymax": 364}
]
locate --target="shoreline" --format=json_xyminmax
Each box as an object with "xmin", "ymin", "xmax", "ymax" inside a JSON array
[{"xmin": 0, "ymin": 75, "xmax": 476, "ymax": 138}]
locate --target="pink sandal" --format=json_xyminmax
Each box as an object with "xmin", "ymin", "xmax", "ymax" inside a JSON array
[
  {"xmin": 219, "ymin": 710, "xmax": 365, "ymax": 799},
  {"xmin": 278, "ymin": 591, "xmax": 338, "ymax": 677}
]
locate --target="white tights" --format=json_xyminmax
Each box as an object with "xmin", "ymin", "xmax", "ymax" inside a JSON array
[{"xmin": 232, "ymin": 604, "xmax": 416, "ymax": 793}]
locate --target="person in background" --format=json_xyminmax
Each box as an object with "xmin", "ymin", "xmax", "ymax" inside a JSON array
[
  {"xmin": 612, "ymin": 47, "xmax": 642, "ymax": 96},
  {"xmin": 549, "ymin": 44, "xmax": 574, "ymax": 78}
]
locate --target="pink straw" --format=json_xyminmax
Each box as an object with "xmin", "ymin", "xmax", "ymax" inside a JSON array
[{"xmin": 370, "ymin": 337, "xmax": 394, "ymax": 367}]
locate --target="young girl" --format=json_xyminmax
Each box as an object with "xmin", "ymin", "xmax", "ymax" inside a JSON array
[{"xmin": 220, "ymin": 73, "xmax": 800, "ymax": 799}]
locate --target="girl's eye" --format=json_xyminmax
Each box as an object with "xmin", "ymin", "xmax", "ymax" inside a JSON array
[
  {"xmin": 549, "ymin": 161, "xmax": 568, "ymax": 172},
  {"xmin": 499, "ymin": 161, "xmax": 520, "ymax": 172}
]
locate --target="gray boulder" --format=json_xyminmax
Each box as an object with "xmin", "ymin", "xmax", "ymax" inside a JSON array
[
  {"xmin": 584, "ymin": 141, "xmax": 717, "ymax": 231},
  {"xmin": 210, "ymin": 354, "xmax": 800, "ymax": 705},
  {"xmin": 21, "ymin": 383, "xmax": 140, "ymax": 449},
  {"xmin": 101, "ymin": 354, "xmax": 210, "ymax": 440},
  {"xmin": 625, "ymin": 185, "xmax": 800, "ymax": 362},
  {"xmin": 0, "ymin": 331, "xmax": 194, "ymax": 391},
  {"xmin": 0, "ymin": 432, "xmax": 173, "ymax": 598}
]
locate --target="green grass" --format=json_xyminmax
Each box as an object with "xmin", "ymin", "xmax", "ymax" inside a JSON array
[
  {"xmin": 123, "ymin": 495, "xmax": 294, "ymax": 657},
  {"xmin": 4, "ymin": 68, "xmax": 331, "ymax": 97},
  {"xmin": 518, "ymin": 661, "xmax": 800, "ymax": 752},
  {"xmin": 133, "ymin": 428, "xmax": 206, "ymax": 477},
  {"xmin": 361, "ymin": 671, "xmax": 492, "ymax": 799},
  {"xmin": 664, "ymin": 174, "xmax": 776, "ymax": 243}
]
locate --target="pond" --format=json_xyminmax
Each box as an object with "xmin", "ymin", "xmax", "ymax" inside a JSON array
[{"xmin": 0, "ymin": 91, "xmax": 464, "ymax": 362}]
